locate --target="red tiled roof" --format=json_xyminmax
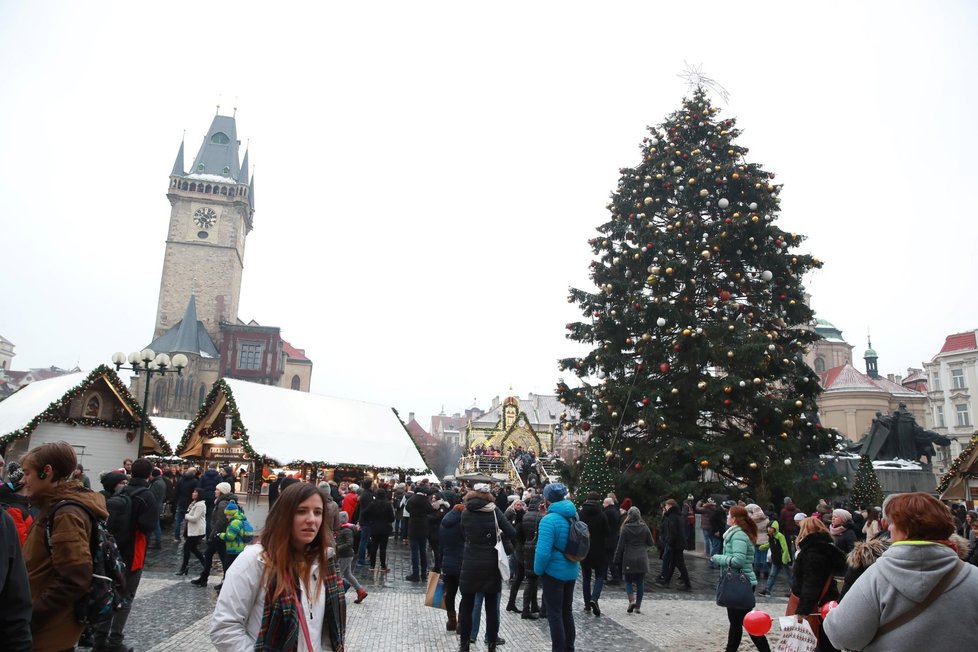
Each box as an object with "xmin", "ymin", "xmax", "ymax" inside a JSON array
[
  {"xmin": 282, "ymin": 340, "xmax": 310, "ymax": 361},
  {"xmin": 407, "ymin": 419, "xmax": 439, "ymax": 448},
  {"xmin": 820, "ymin": 364, "xmax": 884, "ymax": 392},
  {"xmin": 939, "ymin": 331, "xmax": 977, "ymax": 354}
]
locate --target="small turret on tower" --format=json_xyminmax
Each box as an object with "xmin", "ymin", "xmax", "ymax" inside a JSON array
[{"xmin": 864, "ymin": 333, "xmax": 879, "ymax": 379}]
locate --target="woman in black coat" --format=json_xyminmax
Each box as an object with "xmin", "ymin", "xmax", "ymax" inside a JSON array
[
  {"xmin": 439, "ymin": 505, "xmax": 465, "ymax": 632},
  {"xmin": 458, "ymin": 485, "xmax": 517, "ymax": 652},
  {"xmin": 789, "ymin": 518, "xmax": 846, "ymax": 652},
  {"xmin": 519, "ymin": 496, "xmax": 544, "ymax": 618},
  {"xmin": 579, "ymin": 492, "xmax": 610, "ymax": 614},
  {"xmin": 361, "ymin": 489, "xmax": 395, "ymax": 571}
]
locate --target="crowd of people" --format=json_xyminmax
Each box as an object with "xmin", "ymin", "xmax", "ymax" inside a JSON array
[{"xmin": 2, "ymin": 441, "xmax": 978, "ymax": 651}]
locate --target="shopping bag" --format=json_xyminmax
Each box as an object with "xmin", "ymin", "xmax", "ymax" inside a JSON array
[
  {"xmin": 423, "ymin": 571, "xmax": 446, "ymax": 610},
  {"xmin": 775, "ymin": 617, "xmax": 817, "ymax": 652}
]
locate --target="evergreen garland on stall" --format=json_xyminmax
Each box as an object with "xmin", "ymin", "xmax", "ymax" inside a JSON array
[{"xmin": 937, "ymin": 432, "xmax": 978, "ymax": 494}]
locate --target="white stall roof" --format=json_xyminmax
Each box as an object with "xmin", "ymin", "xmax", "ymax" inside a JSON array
[
  {"xmin": 151, "ymin": 417, "xmax": 190, "ymax": 450},
  {"xmin": 0, "ymin": 372, "xmax": 88, "ymax": 436},
  {"xmin": 223, "ymin": 379, "xmax": 429, "ymax": 473}
]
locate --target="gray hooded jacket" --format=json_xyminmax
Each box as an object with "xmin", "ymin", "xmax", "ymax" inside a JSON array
[{"xmin": 824, "ymin": 541, "xmax": 978, "ymax": 650}]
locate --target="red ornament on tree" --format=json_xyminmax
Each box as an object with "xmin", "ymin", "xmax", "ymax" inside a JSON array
[
  {"xmin": 811, "ymin": 473, "xmax": 819, "ymax": 481},
  {"xmin": 660, "ymin": 362, "xmax": 671, "ymax": 373},
  {"xmin": 634, "ymin": 462, "xmax": 642, "ymax": 470},
  {"xmin": 719, "ymin": 290, "xmax": 731, "ymax": 301},
  {"xmin": 580, "ymin": 422, "xmax": 591, "ymax": 431}
]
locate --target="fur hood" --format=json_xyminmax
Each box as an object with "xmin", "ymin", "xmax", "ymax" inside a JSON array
[{"xmin": 846, "ymin": 537, "xmax": 890, "ymax": 570}]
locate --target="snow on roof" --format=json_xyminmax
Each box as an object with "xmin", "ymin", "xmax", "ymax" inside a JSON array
[
  {"xmin": 223, "ymin": 378, "xmax": 429, "ymax": 472},
  {"xmin": 0, "ymin": 371, "xmax": 89, "ymax": 436},
  {"xmin": 184, "ymin": 172, "xmax": 240, "ymax": 184},
  {"xmin": 151, "ymin": 416, "xmax": 189, "ymax": 449}
]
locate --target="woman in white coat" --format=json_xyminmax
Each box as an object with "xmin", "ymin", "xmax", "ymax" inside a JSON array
[
  {"xmin": 177, "ymin": 488, "xmax": 207, "ymax": 575},
  {"xmin": 211, "ymin": 482, "xmax": 346, "ymax": 651}
]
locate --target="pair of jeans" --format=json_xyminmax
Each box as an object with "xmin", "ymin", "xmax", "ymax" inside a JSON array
[
  {"xmin": 753, "ymin": 548, "xmax": 770, "ymax": 577},
  {"xmin": 624, "ymin": 572, "xmax": 645, "ymax": 606},
  {"xmin": 173, "ymin": 506, "xmax": 187, "ymax": 540},
  {"xmin": 368, "ymin": 534, "xmax": 389, "ymax": 569},
  {"xmin": 409, "ymin": 535, "xmax": 427, "ymax": 576},
  {"xmin": 661, "ymin": 545, "xmax": 690, "ymax": 584},
  {"xmin": 765, "ymin": 563, "xmax": 793, "ymax": 592},
  {"xmin": 458, "ymin": 591, "xmax": 500, "ymax": 644},
  {"xmin": 541, "ymin": 574, "xmax": 576, "ymax": 652},
  {"xmin": 726, "ymin": 603, "xmax": 771, "ymax": 652},
  {"xmin": 338, "ymin": 556, "xmax": 363, "ymax": 592},
  {"xmin": 94, "ymin": 567, "xmax": 142, "ymax": 648},
  {"xmin": 356, "ymin": 524, "xmax": 372, "ymax": 564},
  {"xmin": 580, "ymin": 560, "xmax": 606, "ymax": 604},
  {"xmin": 703, "ymin": 530, "xmax": 721, "ymax": 557},
  {"xmin": 153, "ymin": 518, "xmax": 163, "ymax": 546}
]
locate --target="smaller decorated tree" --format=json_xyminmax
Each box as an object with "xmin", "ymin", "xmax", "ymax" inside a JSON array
[
  {"xmin": 576, "ymin": 432, "xmax": 615, "ymax": 501},
  {"xmin": 851, "ymin": 455, "xmax": 883, "ymax": 508}
]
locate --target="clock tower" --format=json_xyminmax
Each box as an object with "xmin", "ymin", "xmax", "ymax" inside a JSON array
[{"xmin": 155, "ymin": 113, "xmax": 254, "ymax": 342}]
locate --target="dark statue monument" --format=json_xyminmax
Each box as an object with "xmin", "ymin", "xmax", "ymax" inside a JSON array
[{"xmin": 851, "ymin": 403, "xmax": 952, "ymax": 470}]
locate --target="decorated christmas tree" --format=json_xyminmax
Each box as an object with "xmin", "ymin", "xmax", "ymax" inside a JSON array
[
  {"xmin": 557, "ymin": 85, "xmax": 843, "ymax": 506},
  {"xmin": 851, "ymin": 454, "xmax": 883, "ymax": 508},
  {"xmin": 576, "ymin": 431, "xmax": 615, "ymax": 500}
]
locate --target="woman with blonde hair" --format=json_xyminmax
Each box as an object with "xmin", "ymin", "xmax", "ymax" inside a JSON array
[
  {"xmin": 788, "ymin": 516, "xmax": 845, "ymax": 651},
  {"xmin": 712, "ymin": 505, "xmax": 770, "ymax": 652},
  {"xmin": 211, "ymin": 482, "xmax": 346, "ymax": 651}
]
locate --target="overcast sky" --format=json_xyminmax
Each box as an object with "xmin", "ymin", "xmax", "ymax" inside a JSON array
[{"xmin": 2, "ymin": 2, "xmax": 976, "ymax": 430}]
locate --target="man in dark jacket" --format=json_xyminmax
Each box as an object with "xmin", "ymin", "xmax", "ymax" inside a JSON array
[
  {"xmin": 406, "ymin": 486, "xmax": 436, "ymax": 581},
  {"xmin": 173, "ymin": 467, "xmax": 198, "ymax": 541},
  {"xmin": 518, "ymin": 496, "xmax": 544, "ymax": 618},
  {"xmin": 780, "ymin": 496, "xmax": 800, "ymax": 544},
  {"xmin": 709, "ymin": 501, "xmax": 729, "ymax": 559},
  {"xmin": 198, "ymin": 463, "xmax": 222, "ymax": 536},
  {"xmin": 578, "ymin": 492, "xmax": 610, "ymax": 615},
  {"xmin": 0, "ymin": 509, "xmax": 32, "ymax": 651},
  {"xmin": 149, "ymin": 468, "xmax": 167, "ymax": 549},
  {"xmin": 603, "ymin": 497, "xmax": 622, "ymax": 584},
  {"xmin": 355, "ymin": 480, "xmax": 376, "ymax": 566},
  {"xmin": 655, "ymin": 499, "xmax": 691, "ymax": 590},
  {"xmin": 96, "ymin": 457, "xmax": 158, "ymax": 652},
  {"xmin": 191, "ymin": 482, "xmax": 236, "ymax": 589}
]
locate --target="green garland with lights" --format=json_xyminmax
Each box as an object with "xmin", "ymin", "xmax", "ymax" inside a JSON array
[
  {"xmin": 175, "ymin": 382, "xmax": 431, "ymax": 475},
  {"xmin": 937, "ymin": 432, "xmax": 978, "ymax": 494},
  {"xmin": 0, "ymin": 364, "xmax": 172, "ymax": 455}
]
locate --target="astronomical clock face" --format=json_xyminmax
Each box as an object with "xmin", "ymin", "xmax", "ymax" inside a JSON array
[{"xmin": 193, "ymin": 207, "xmax": 217, "ymax": 228}]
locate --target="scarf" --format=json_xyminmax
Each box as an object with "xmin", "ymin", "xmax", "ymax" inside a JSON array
[
  {"xmin": 829, "ymin": 524, "xmax": 847, "ymax": 537},
  {"xmin": 254, "ymin": 557, "xmax": 346, "ymax": 652}
]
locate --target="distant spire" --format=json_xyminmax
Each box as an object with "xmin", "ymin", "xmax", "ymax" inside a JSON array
[
  {"xmin": 238, "ymin": 146, "xmax": 250, "ymax": 183},
  {"xmin": 248, "ymin": 173, "xmax": 255, "ymax": 207},
  {"xmin": 864, "ymin": 331, "xmax": 879, "ymax": 379},
  {"xmin": 171, "ymin": 138, "xmax": 185, "ymax": 177},
  {"xmin": 233, "ymin": 96, "xmax": 238, "ymax": 118},
  {"xmin": 189, "ymin": 113, "xmax": 240, "ymax": 179}
]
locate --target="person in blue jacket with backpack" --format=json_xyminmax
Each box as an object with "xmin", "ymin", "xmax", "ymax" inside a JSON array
[{"xmin": 534, "ymin": 483, "xmax": 580, "ymax": 652}]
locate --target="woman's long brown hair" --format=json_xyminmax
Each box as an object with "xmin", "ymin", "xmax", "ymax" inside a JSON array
[
  {"xmin": 261, "ymin": 482, "xmax": 329, "ymax": 602},
  {"xmin": 728, "ymin": 505, "xmax": 758, "ymax": 543}
]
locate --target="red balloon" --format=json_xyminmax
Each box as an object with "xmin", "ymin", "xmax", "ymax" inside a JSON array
[
  {"xmin": 743, "ymin": 609, "xmax": 772, "ymax": 636},
  {"xmin": 820, "ymin": 601, "xmax": 839, "ymax": 620}
]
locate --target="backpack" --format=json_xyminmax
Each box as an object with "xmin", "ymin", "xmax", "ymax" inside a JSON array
[
  {"xmin": 46, "ymin": 500, "xmax": 129, "ymax": 626},
  {"xmin": 240, "ymin": 517, "xmax": 255, "ymax": 543},
  {"xmin": 562, "ymin": 514, "xmax": 591, "ymax": 561},
  {"xmin": 104, "ymin": 491, "xmax": 133, "ymax": 550}
]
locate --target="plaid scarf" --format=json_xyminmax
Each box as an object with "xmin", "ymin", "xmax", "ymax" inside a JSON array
[{"xmin": 254, "ymin": 558, "xmax": 346, "ymax": 652}]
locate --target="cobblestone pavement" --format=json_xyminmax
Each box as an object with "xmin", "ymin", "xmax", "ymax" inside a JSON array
[{"xmin": 103, "ymin": 535, "xmax": 793, "ymax": 651}]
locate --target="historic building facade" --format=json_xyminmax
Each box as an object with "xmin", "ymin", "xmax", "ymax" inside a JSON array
[
  {"xmin": 132, "ymin": 112, "xmax": 312, "ymax": 420},
  {"xmin": 923, "ymin": 329, "xmax": 978, "ymax": 474}
]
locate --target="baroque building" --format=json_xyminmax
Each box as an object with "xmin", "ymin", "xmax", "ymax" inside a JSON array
[
  {"xmin": 132, "ymin": 112, "xmax": 312, "ymax": 419},
  {"xmin": 923, "ymin": 329, "xmax": 978, "ymax": 474}
]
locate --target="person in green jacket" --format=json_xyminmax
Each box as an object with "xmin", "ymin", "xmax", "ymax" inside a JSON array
[
  {"xmin": 758, "ymin": 520, "xmax": 793, "ymax": 596},
  {"xmin": 217, "ymin": 501, "xmax": 249, "ymax": 570},
  {"xmin": 711, "ymin": 505, "xmax": 770, "ymax": 652}
]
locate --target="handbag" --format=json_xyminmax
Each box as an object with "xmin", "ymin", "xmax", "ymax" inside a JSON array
[
  {"xmin": 774, "ymin": 617, "xmax": 818, "ymax": 652},
  {"xmin": 716, "ymin": 565, "xmax": 756, "ymax": 610},
  {"xmin": 424, "ymin": 570, "xmax": 447, "ymax": 610},
  {"xmin": 493, "ymin": 510, "xmax": 511, "ymax": 582},
  {"xmin": 785, "ymin": 575, "xmax": 833, "ymax": 641}
]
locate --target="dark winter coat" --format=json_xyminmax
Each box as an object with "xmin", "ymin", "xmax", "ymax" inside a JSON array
[
  {"xmin": 579, "ymin": 499, "xmax": 610, "ymax": 565},
  {"xmin": 120, "ymin": 477, "xmax": 159, "ymax": 570},
  {"xmin": 494, "ymin": 490, "xmax": 509, "ymax": 513},
  {"xmin": 175, "ymin": 471, "xmax": 198, "ymax": 509},
  {"xmin": 708, "ymin": 505, "xmax": 727, "ymax": 538},
  {"xmin": 336, "ymin": 525, "xmax": 355, "ymax": 559},
  {"xmin": 439, "ymin": 508, "xmax": 465, "ymax": 577},
  {"xmin": 149, "ymin": 476, "xmax": 167, "ymax": 516},
  {"xmin": 791, "ymin": 531, "xmax": 846, "ymax": 615},
  {"xmin": 520, "ymin": 506, "xmax": 543, "ymax": 576},
  {"xmin": 209, "ymin": 492, "xmax": 237, "ymax": 542},
  {"xmin": 361, "ymin": 498, "xmax": 395, "ymax": 537},
  {"xmin": 780, "ymin": 501, "xmax": 800, "ymax": 536},
  {"xmin": 407, "ymin": 492, "xmax": 435, "ymax": 538},
  {"xmin": 198, "ymin": 469, "xmax": 222, "ymax": 499},
  {"xmin": 614, "ymin": 520, "xmax": 653, "ymax": 575},
  {"xmin": 659, "ymin": 504, "xmax": 686, "ymax": 550},
  {"xmin": 0, "ymin": 509, "xmax": 31, "ymax": 651},
  {"xmin": 603, "ymin": 504, "xmax": 620, "ymax": 552},
  {"xmin": 840, "ymin": 538, "xmax": 890, "ymax": 598},
  {"xmin": 832, "ymin": 521, "xmax": 858, "ymax": 554},
  {"xmin": 459, "ymin": 496, "xmax": 516, "ymax": 594}
]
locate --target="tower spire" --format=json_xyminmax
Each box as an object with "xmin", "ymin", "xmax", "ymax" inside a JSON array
[
  {"xmin": 171, "ymin": 137, "xmax": 185, "ymax": 177},
  {"xmin": 864, "ymin": 331, "xmax": 879, "ymax": 379}
]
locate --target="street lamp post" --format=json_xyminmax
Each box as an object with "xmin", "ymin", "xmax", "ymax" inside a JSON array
[{"xmin": 111, "ymin": 349, "xmax": 188, "ymax": 457}]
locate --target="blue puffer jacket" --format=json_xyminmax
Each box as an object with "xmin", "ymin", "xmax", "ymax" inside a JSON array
[
  {"xmin": 533, "ymin": 499, "xmax": 580, "ymax": 581},
  {"xmin": 439, "ymin": 508, "xmax": 465, "ymax": 577}
]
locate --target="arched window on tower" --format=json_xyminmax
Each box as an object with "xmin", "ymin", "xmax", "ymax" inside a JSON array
[
  {"xmin": 181, "ymin": 182, "xmax": 189, "ymax": 190},
  {"xmin": 212, "ymin": 186, "xmax": 219, "ymax": 194},
  {"xmin": 199, "ymin": 384, "xmax": 206, "ymax": 406},
  {"xmin": 221, "ymin": 186, "xmax": 228, "ymax": 196},
  {"xmin": 291, "ymin": 375, "xmax": 301, "ymax": 391},
  {"xmin": 210, "ymin": 132, "xmax": 230, "ymax": 144},
  {"xmin": 205, "ymin": 184, "xmax": 212, "ymax": 193},
  {"xmin": 814, "ymin": 356, "xmax": 826, "ymax": 373},
  {"xmin": 190, "ymin": 183, "xmax": 197, "ymax": 192},
  {"xmin": 154, "ymin": 382, "xmax": 165, "ymax": 412}
]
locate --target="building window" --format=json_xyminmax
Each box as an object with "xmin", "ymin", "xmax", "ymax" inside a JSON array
[
  {"xmin": 199, "ymin": 384, "xmax": 206, "ymax": 406},
  {"xmin": 210, "ymin": 132, "xmax": 230, "ymax": 144},
  {"xmin": 936, "ymin": 405, "xmax": 945, "ymax": 428},
  {"xmin": 85, "ymin": 395, "xmax": 101, "ymax": 418},
  {"xmin": 814, "ymin": 356, "xmax": 825, "ymax": 373},
  {"xmin": 238, "ymin": 342, "xmax": 263, "ymax": 370},
  {"xmin": 955, "ymin": 403, "xmax": 971, "ymax": 427},
  {"xmin": 951, "ymin": 368, "xmax": 966, "ymax": 389},
  {"xmin": 932, "ymin": 373, "xmax": 942, "ymax": 391},
  {"xmin": 291, "ymin": 375, "xmax": 301, "ymax": 390}
]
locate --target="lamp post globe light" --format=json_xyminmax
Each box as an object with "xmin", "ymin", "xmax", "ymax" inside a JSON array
[{"xmin": 111, "ymin": 349, "xmax": 188, "ymax": 456}]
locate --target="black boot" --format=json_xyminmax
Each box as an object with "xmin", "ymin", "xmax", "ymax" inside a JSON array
[
  {"xmin": 458, "ymin": 639, "xmax": 470, "ymax": 652},
  {"xmin": 175, "ymin": 566, "xmax": 188, "ymax": 576}
]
